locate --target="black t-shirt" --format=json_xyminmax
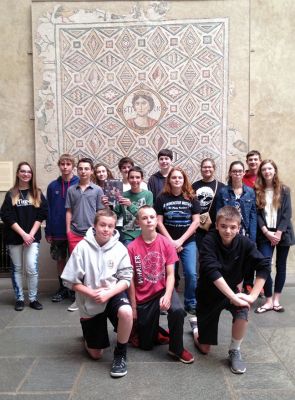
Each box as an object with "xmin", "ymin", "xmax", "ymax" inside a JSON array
[
  {"xmin": 1, "ymin": 189, "xmax": 48, "ymax": 245},
  {"xmin": 155, "ymin": 193, "xmax": 201, "ymax": 244},
  {"xmin": 192, "ymin": 179, "xmax": 224, "ymax": 225}
]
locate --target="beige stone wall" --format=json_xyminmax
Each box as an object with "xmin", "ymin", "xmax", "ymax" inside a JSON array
[
  {"xmin": 0, "ymin": 0, "xmax": 294, "ymax": 286},
  {"xmin": 0, "ymin": 0, "xmax": 35, "ymax": 205},
  {"xmin": 250, "ymin": 0, "xmax": 295, "ymax": 262}
]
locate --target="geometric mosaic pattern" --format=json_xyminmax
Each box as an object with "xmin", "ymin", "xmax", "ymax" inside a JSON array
[{"xmin": 34, "ymin": 5, "xmax": 229, "ymax": 184}]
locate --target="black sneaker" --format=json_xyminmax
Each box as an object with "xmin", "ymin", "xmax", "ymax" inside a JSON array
[
  {"xmin": 15, "ymin": 300, "xmax": 25, "ymax": 311},
  {"xmin": 228, "ymin": 349, "xmax": 246, "ymax": 374},
  {"xmin": 29, "ymin": 300, "xmax": 43, "ymax": 310},
  {"xmin": 185, "ymin": 307, "xmax": 196, "ymax": 315},
  {"xmin": 110, "ymin": 354, "xmax": 127, "ymax": 378},
  {"xmin": 51, "ymin": 287, "xmax": 69, "ymax": 302}
]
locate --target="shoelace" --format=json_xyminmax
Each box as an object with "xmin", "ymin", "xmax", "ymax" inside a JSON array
[
  {"xmin": 230, "ymin": 349, "xmax": 241, "ymax": 359},
  {"xmin": 113, "ymin": 355, "xmax": 125, "ymax": 367}
]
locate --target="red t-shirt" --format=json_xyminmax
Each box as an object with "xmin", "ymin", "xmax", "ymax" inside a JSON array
[
  {"xmin": 128, "ymin": 234, "xmax": 178, "ymax": 304},
  {"xmin": 243, "ymin": 171, "xmax": 257, "ymax": 188}
]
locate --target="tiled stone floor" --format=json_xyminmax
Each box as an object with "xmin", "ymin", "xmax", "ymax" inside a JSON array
[{"xmin": 0, "ymin": 280, "xmax": 295, "ymax": 399}]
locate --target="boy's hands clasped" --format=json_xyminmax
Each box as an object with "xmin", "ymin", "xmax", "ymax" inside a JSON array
[{"xmin": 90, "ymin": 287, "xmax": 113, "ymax": 304}]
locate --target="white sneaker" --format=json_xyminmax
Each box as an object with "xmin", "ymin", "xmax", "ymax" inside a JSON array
[
  {"xmin": 67, "ymin": 301, "xmax": 78, "ymax": 312},
  {"xmin": 189, "ymin": 316, "xmax": 198, "ymax": 333}
]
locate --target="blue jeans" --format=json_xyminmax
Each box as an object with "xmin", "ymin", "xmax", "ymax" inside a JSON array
[
  {"xmin": 257, "ymin": 242, "xmax": 290, "ymax": 298},
  {"xmin": 8, "ymin": 243, "xmax": 40, "ymax": 302},
  {"xmin": 178, "ymin": 240, "xmax": 198, "ymax": 310}
]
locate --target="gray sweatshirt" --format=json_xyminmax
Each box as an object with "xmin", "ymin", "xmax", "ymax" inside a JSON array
[{"xmin": 61, "ymin": 227, "xmax": 133, "ymax": 318}]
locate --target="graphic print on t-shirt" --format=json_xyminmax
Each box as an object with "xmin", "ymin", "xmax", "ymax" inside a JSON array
[
  {"xmin": 196, "ymin": 186, "xmax": 214, "ymax": 213},
  {"xmin": 123, "ymin": 197, "xmax": 147, "ymax": 232},
  {"xmin": 142, "ymin": 251, "xmax": 165, "ymax": 283},
  {"xmin": 163, "ymin": 200, "xmax": 192, "ymax": 229}
]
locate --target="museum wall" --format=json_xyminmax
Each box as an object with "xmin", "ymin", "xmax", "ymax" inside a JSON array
[{"xmin": 0, "ymin": 0, "xmax": 294, "ymax": 288}]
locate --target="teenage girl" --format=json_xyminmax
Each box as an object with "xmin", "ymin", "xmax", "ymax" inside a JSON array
[
  {"xmin": 155, "ymin": 167, "xmax": 200, "ymax": 314},
  {"xmin": 1, "ymin": 162, "xmax": 48, "ymax": 311},
  {"xmin": 216, "ymin": 161, "xmax": 257, "ymax": 243},
  {"xmin": 254, "ymin": 160, "xmax": 295, "ymax": 313},
  {"xmin": 93, "ymin": 163, "xmax": 114, "ymax": 189},
  {"xmin": 192, "ymin": 158, "xmax": 224, "ymax": 246}
]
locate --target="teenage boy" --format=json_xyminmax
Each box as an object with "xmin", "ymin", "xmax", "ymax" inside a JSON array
[
  {"xmin": 242, "ymin": 150, "xmax": 262, "ymax": 295},
  {"xmin": 116, "ymin": 158, "xmax": 147, "ymax": 238},
  {"xmin": 243, "ymin": 150, "xmax": 261, "ymax": 188},
  {"xmin": 61, "ymin": 209, "xmax": 133, "ymax": 378},
  {"xmin": 46, "ymin": 154, "xmax": 79, "ymax": 302},
  {"xmin": 148, "ymin": 149, "xmax": 173, "ymax": 204},
  {"xmin": 194, "ymin": 206, "xmax": 270, "ymax": 374},
  {"xmin": 147, "ymin": 149, "xmax": 179, "ymax": 290},
  {"xmin": 128, "ymin": 206, "xmax": 194, "ymax": 363},
  {"xmin": 113, "ymin": 166, "xmax": 153, "ymax": 245},
  {"xmin": 118, "ymin": 157, "xmax": 147, "ymax": 191},
  {"xmin": 65, "ymin": 157, "xmax": 103, "ymax": 311}
]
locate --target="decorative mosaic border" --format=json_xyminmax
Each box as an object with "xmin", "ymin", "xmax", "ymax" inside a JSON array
[{"xmin": 33, "ymin": 3, "xmax": 230, "ymax": 184}]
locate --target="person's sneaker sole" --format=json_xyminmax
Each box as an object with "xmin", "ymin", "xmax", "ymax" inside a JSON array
[
  {"xmin": 67, "ymin": 301, "xmax": 79, "ymax": 312},
  {"xmin": 110, "ymin": 370, "xmax": 127, "ymax": 378},
  {"xmin": 29, "ymin": 301, "xmax": 43, "ymax": 310},
  {"xmin": 168, "ymin": 350, "xmax": 194, "ymax": 364},
  {"xmin": 230, "ymin": 366, "xmax": 246, "ymax": 374},
  {"xmin": 51, "ymin": 295, "xmax": 65, "ymax": 302}
]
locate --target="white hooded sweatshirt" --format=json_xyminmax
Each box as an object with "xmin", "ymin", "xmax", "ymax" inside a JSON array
[{"xmin": 61, "ymin": 227, "xmax": 133, "ymax": 318}]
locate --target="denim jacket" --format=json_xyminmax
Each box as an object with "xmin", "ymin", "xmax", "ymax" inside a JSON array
[{"xmin": 216, "ymin": 184, "xmax": 257, "ymax": 241}]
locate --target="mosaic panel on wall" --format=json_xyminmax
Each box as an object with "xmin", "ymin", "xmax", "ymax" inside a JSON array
[{"xmin": 34, "ymin": 6, "xmax": 228, "ymax": 182}]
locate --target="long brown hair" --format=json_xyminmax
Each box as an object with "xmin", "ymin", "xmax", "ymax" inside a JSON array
[
  {"xmin": 255, "ymin": 159, "xmax": 282, "ymax": 209},
  {"xmin": 93, "ymin": 163, "xmax": 114, "ymax": 187},
  {"xmin": 11, "ymin": 162, "xmax": 41, "ymax": 207},
  {"xmin": 162, "ymin": 167, "xmax": 195, "ymax": 201}
]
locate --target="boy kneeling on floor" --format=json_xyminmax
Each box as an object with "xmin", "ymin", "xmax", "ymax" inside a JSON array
[
  {"xmin": 128, "ymin": 205, "xmax": 194, "ymax": 364},
  {"xmin": 61, "ymin": 209, "xmax": 133, "ymax": 378},
  {"xmin": 193, "ymin": 205, "xmax": 270, "ymax": 374}
]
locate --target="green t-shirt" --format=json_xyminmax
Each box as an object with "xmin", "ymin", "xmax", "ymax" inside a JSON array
[{"xmin": 114, "ymin": 189, "xmax": 153, "ymax": 241}]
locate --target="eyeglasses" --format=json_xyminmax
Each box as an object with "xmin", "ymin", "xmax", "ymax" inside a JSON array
[
  {"xmin": 231, "ymin": 170, "xmax": 244, "ymax": 174},
  {"xmin": 19, "ymin": 170, "xmax": 32, "ymax": 174}
]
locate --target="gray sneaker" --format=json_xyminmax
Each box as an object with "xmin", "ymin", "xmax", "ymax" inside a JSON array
[
  {"xmin": 67, "ymin": 301, "xmax": 79, "ymax": 312},
  {"xmin": 110, "ymin": 354, "xmax": 127, "ymax": 378},
  {"xmin": 228, "ymin": 349, "xmax": 246, "ymax": 374}
]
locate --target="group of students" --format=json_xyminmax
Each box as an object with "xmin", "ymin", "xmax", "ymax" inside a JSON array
[{"xmin": 0, "ymin": 148, "xmax": 293, "ymax": 378}]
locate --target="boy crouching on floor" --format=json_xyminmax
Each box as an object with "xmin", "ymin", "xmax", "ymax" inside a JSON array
[
  {"xmin": 128, "ymin": 205, "xmax": 194, "ymax": 364},
  {"xmin": 193, "ymin": 206, "xmax": 270, "ymax": 374},
  {"xmin": 61, "ymin": 209, "xmax": 133, "ymax": 378}
]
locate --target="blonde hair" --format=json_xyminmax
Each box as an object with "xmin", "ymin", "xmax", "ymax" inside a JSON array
[
  {"xmin": 94, "ymin": 209, "xmax": 117, "ymax": 225},
  {"xmin": 216, "ymin": 206, "xmax": 241, "ymax": 224},
  {"xmin": 58, "ymin": 153, "xmax": 76, "ymax": 167}
]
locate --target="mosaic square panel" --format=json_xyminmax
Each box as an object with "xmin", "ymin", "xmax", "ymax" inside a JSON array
[{"xmin": 34, "ymin": 6, "xmax": 229, "ymax": 183}]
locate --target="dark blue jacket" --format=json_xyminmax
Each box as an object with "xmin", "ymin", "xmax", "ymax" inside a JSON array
[
  {"xmin": 148, "ymin": 171, "xmax": 166, "ymax": 206},
  {"xmin": 216, "ymin": 184, "xmax": 257, "ymax": 241},
  {"xmin": 45, "ymin": 175, "xmax": 79, "ymax": 240}
]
